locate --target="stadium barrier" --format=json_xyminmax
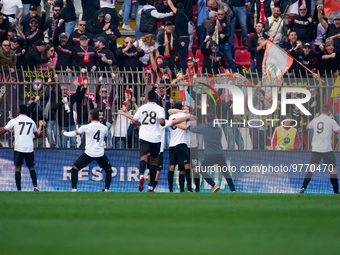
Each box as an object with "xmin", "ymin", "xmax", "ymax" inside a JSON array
[
  {"xmin": 1, "ymin": 67, "xmax": 340, "ymax": 151},
  {"xmin": 0, "ymin": 148, "xmax": 337, "ymax": 193}
]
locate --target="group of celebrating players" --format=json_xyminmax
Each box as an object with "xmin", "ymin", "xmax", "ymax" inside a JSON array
[{"xmin": 1, "ymin": 86, "xmax": 340, "ymax": 194}]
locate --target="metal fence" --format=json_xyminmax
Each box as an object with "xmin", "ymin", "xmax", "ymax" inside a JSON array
[{"xmin": 1, "ymin": 67, "xmax": 339, "ymax": 151}]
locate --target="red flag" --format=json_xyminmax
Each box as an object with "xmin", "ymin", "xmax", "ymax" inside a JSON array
[{"xmin": 324, "ymin": 0, "xmax": 340, "ymax": 17}]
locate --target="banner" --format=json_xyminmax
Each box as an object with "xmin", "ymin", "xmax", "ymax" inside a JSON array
[{"xmin": 0, "ymin": 149, "xmax": 338, "ymax": 193}]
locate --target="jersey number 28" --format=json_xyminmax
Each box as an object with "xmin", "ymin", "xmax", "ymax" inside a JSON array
[{"xmin": 142, "ymin": 111, "xmax": 157, "ymax": 125}]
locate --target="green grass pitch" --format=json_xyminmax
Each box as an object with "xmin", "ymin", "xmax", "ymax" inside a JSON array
[{"xmin": 0, "ymin": 192, "xmax": 339, "ymax": 255}]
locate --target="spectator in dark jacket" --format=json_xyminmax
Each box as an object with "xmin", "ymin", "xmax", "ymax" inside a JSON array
[
  {"xmin": 201, "ymin": 36, "xmax": 229, "ymax": 75},
  {"xmin": 21, "ymin": 40, "xmax": 49, "ymax": 70},
  {"xmin": 116, "ymin": 37, "xmax": 145, "ymax": 71},
  {"xmin": 317, "ymin": 5, "xmax": 340, "ymax": 51},
  {"xmin": 157, "ymin": 21, "xmax": 181, "ymax": 70},
  {"xmin": 215, "ymin": 9, "xmax": 235, "ymax": 72},
  {"xmin": 81, "ymin": 0, "xmax": 100, "ymax": 21},
  {"xmin": 248, "ymin": 22, "xmax": 269, "ymax": 75},
  {"xmin": 18, "ymin": 5, "xmax": 41, "ymax": 40},
  {"xmin": 94, "ymin": 36, "xmax": 116, "ymax": 71},
  {"xmin": 167, "ymin": 0, "xmax": 189, "ymax": 73},
  {"xmin": 72, "ymin": 35, "xmax": 99, "ymax": 72},
  {"xmin": 52, "ymin": 85, "xmax": 78, "ymax": 148},
  {"xmin": 287, "ymin": 5, "xmax": 317, "ymax": 43},
  {"xmin": 10, "ymin": 36, "xmax": 24, "ymax": 68},
  {"xmin": 53, "ymin": 20, "xmax": 74, "ymax": 72},
  {"xmin": 54, "ymin": 0, "xmax": 77, "ymax": 38},
  {"xmin": 23, "ymin": 10, "xmax": 46, "ymax": 51},
  {"xmin": 74, "ymin": 80, "xmax": 94, "ymax": 148},
  {"xmin": 318, "ymin": 39, "xmax": 340, "ymax": 77},
  {"xmin": 0, "ymin": 13, "xmax": 10, "ymax": 42},
  {"xmin": 86, "ymin": 11, "xmax": 105, "ymax": 36},
  {"xmin": 68, "ymin": 20, "xmax": 92, "ymax": 49},
  {"xmin": 95, "ymin": 77, "xmax": 115, "ymax": 148},
  {"xmin": 44, "ymin": 5, "xmax": 64, "ymax": 40}
]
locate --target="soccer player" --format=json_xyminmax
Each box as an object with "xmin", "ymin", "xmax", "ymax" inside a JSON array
[
  {"xmin": 0, "ymin": 104, "xmax": 41, "ymax": 191},
  {"xmin": 300, "ymin": 104, "xmax": 340, "ymax": 194},
  {"xmin": 132, "ymin": 89, "xmax": 166, "ymax": 191},
  {"xmin": 62, "ymin": 108, "xmax": 113, "ymax": 192},
  {"xmin": 168, "ymin": 103, "xmax": 192, "ymax": 192},
  {"xmin": 189, "ymin": 113, "xmax": 236, "ymax": 193}
]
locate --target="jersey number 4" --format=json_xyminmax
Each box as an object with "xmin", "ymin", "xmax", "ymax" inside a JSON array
[
  {"xmin": 142, "ymin": 111, "xmax": 157, "ymax": 125},
  {"xmin": 93, "ymin": 130, "xmax": 101, "ymax": 142},
  {"xmin": 18, "ymin": 122, "xmax": 33, "ymax": 135}
]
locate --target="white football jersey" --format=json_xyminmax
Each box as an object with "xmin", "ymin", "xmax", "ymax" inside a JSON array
[
  {"xmin": 133, "ymin": 102, "xmax": 165, "ymax": 143},
  {"xmin": 77, "ymin": 121, "xmax": 108, "ymax": 157},
  {"xmin": 115, "ymin": 109, "xmax": 132, "ymax": 137},
  {"xmin": 4, "ymin": 114, "xmax": 37, "ymax": 153},
  {"xmin": 169, "ymin": 112, "xmax": 189, "ymax": 147},
  {"xmin": 160, "ymin": 120, "xmax": 173, "ymax": 153},
  {"xmin": 308, "ymin": 114, "xmax": 340, "ymax": 152}
]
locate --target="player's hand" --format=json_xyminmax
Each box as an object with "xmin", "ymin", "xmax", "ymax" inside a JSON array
[
  {"xmin": 169, "ymin": 12, "xmax": 174, "ymax": 17},
  {"xmin": 61, "ymin": 130, "xmax": 65, "ymax": 135},
  {"xmin": 12, "ymin": 19, "xmax": 17, "ymax": 26}
]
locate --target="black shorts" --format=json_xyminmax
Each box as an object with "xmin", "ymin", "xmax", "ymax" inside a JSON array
[
  {"xmin": 169, "ymin": 143, "xmax": 190, "ymax": 166},
  {"xmin": 157, "ymin": 152, "xmax": 164, "ymax": 170},
  {"xmin": 310, "ymin": 151, "xmax": 336, "ymax": 169},
  {"xmin": 140, "ymin": 139, "xmax": 161, "ymax": 158},
  {"xmin": 74, "ymin": 153, "xmax": 112, "ymax": 171},
  {"xmin": 14, "ymin": 151, "xmax": 35, "ymax": 167},
  {"xmin": 189, "ymin": 147, "xmax": 198, "ymax": 168}
]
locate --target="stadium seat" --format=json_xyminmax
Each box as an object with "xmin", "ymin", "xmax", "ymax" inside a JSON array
[
  {"xmin": 195, "ymin": 49, "xmax": 203, "ymax": 69},
  {"xmin": 235, "ymin": 49, "xmax": 251, "ymax": 68}
]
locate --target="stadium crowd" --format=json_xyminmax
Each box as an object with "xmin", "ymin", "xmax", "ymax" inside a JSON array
[{"xmin": 0, "ymin": 0, "xmax": 340, "ymax": 151}]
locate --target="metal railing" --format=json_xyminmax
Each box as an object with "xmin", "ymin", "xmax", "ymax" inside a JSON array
[{"xmin": 1, "ymin": 66, "xmax": 339, "ymax": 151}]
